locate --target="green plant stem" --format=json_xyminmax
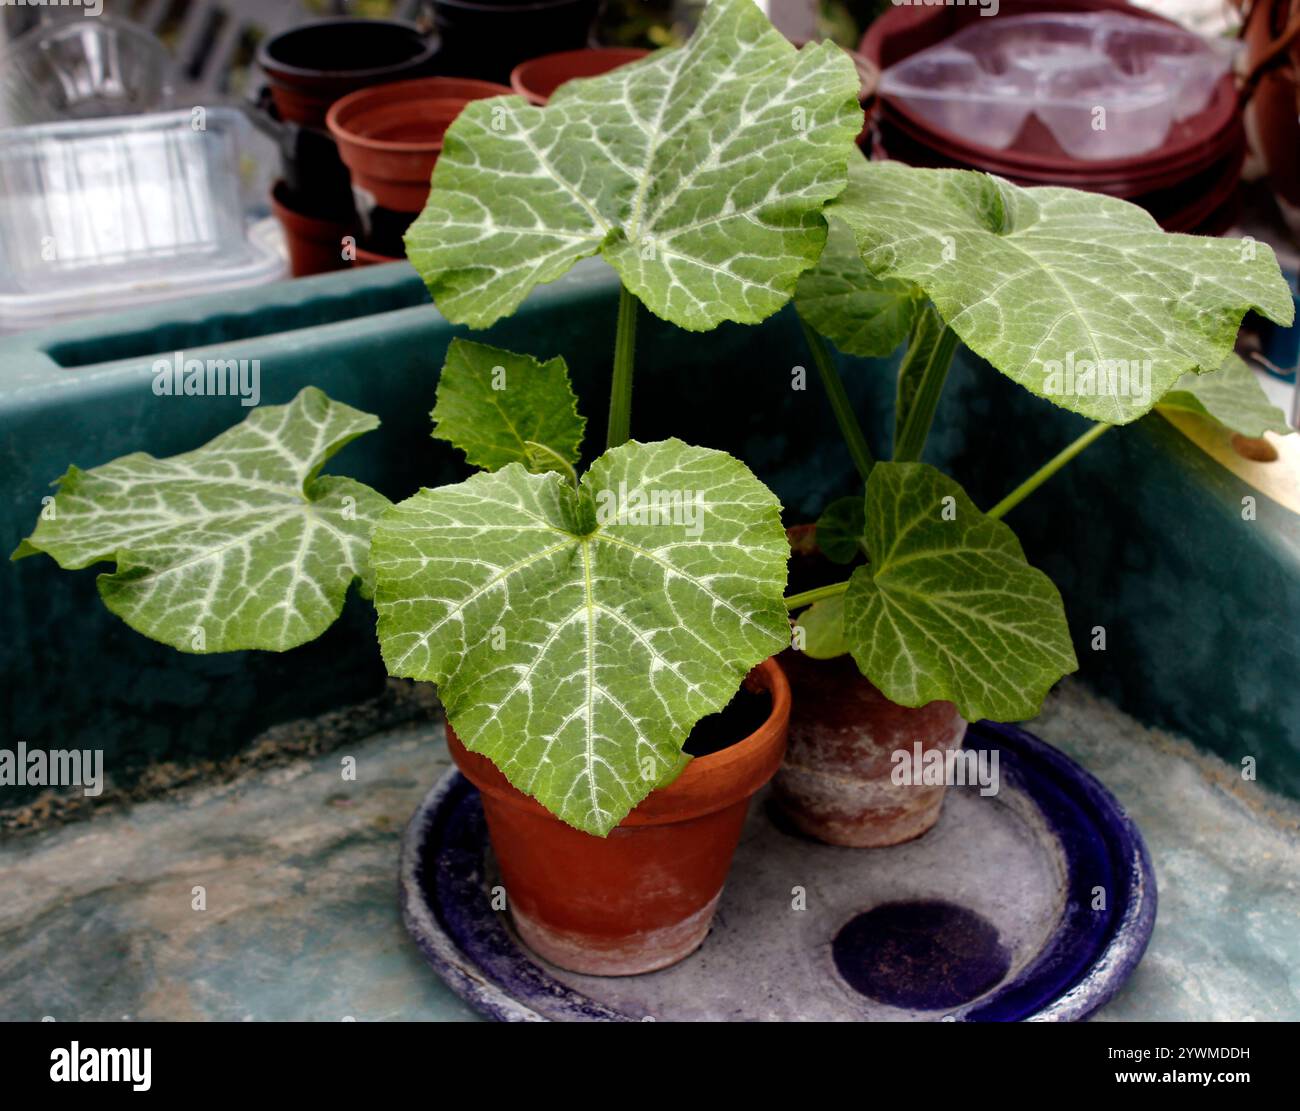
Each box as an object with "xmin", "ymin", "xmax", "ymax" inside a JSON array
[
  {"xmin": 784, "ymin": 579, "xmax": 849, "ymax": 611},
  {"xmin": 987, "ymin": 422, "xmax": 1112, "ymax": 520},
  {"xmin": 607, "ymin": 284, "xmax": 639, "ymax": 450},
  {"xmin": 799, "ymin": 314, "xmax": 874, "ymax": 482},
  {"xmin": 893, "ymin": 320, "xmax": 959, "ymax": 463}
]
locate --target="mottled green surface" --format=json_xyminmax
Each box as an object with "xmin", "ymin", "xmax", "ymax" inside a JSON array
[
  {"xmin": 373, "ymin": 440, "xmax": 790, "ymax": 835},
  {"xmin": 1, "ymin": 680, "xmax": 1295, "ymax": 1022}
]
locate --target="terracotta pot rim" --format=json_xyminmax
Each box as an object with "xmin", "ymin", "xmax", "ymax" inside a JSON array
[
  {"xmin": 510, "ymin": 47, "xmax": 651, "ymax": 105},
  {"xmin": 449, "ymin": 656, "xmax": 791, "ymax": 829},
  {"xmin": 326, "ymin": 78, "xmax": 511, "ymax": 155},
  {"xmin": 257, "ymin": 18, "xmax": 436, "ymax": 86}
]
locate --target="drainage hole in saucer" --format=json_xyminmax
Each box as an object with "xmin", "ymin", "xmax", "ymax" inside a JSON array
[{"xmin": 831, "ymin": 900, "xmax": 1011, "ymax": 1011}]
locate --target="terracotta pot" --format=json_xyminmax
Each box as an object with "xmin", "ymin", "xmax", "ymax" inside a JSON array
[
  {"xmin": 269, "ymin": 181, "xmax": 355, "ymax": 277},
  {"xmin": 448, "ymin": 658, "xmax": 791, "ymax": 975},
  {"xmin": 776, "ymin": 525, "xmax": 968, "ymax": 847},
  {"xmin": 326, "ymin": 77, "xmax": 511, "ymax": 214},
  {"xmin": 510, "ymin": 47, "xmax": 650, "ymax": 105},
  {"xmin": 432, "ymin": 0, "xmax": 601, "ymax": 83},
  {"xmin": 256, "ymin": 18, "xmax": 438, "ymax": 129}
]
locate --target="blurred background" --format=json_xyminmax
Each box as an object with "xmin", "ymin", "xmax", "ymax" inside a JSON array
[{"xmin": 0, "ymin": 0, "xmax": 1296, "ymax": 421}]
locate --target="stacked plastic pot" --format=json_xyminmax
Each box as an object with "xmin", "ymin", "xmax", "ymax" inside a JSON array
[
  {"xmin": 862, "ymin": 0, "xmax": 1246, "ymax": 234},
  {"xmin": 256, "ymin": 7, "xmax": 650, "ymax": 275}
]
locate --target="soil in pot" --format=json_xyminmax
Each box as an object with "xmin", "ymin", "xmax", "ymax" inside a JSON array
[
  {"xmin": 326, "ymin": 77, "xmax": 512, "ymax": 216},
  {"xmin": 510, "ymin": 47, "xmax": 650, "ymax": 105},
  {"xmin": 431, "ymin": 0, "xmax": 601, "ymax": 83},
  {"xmin": 269, "ymin": 180, "xmax": 356, "ymax": 278},
  {"xmin": 448, "ymin": 657, "xmax": 790, "ymax": 976},
  {"xmin": 776, "ymin": 525, "xmax": 968, "ymax": 848},
  {"xmin": 257, "ymin": 18, "xmax": 438, "ymax": 129}
]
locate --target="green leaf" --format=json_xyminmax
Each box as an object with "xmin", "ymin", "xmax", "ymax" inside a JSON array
[
  {"xmin": 14, "ymin": 388, "xmax": 390, "ymax": 653},
  {"xmin": 372, "ymin": 438, "xmax": 790, "ymax": 835},
  {"xmin": 1156, "ymin": 352, "xmax": 1292, "ymax": 438},
  {"xmin": 405, "ymin": 0, "xmax": 863, "ymax": 331},
  {"xmin": 431, "ymin": 338, "xmax": 586, "ymax": 473},
  {"xmin": 843, "ymin": 462, "xmax": 1077, "ymax": 721},
  {"xmin": 797, "ymin": 594, "xmax": 849, "ymax": 659},
  {"xmin": 815, "ymin": 495, "xmax": 866, "ymax": 564},
  {"xmin": 795, "ymin": 212, "xmax": 922, "ymax": 357},
  {"xmin": 827, "ymin": 162, "xmax": 1295, "ymax": 424}
]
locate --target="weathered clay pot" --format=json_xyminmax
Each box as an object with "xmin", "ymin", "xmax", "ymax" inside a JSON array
[
  {"xmin": 773, "ymin": 650, "xmax": 967, "ymax": 847},
  {"xmin": 447, "ymin": 658, "xmax": 790, "ymax": 976},
  {"xmin": 775, "ymin": 524, "xmax": 967, "ymax": 847}
]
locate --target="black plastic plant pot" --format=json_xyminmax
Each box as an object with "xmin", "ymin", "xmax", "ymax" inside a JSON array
[
  {"xmin": 256, "ymin": 18, "xmax": 439, "ymax": 129},
  {"xmin": 245, "ymin": 88, "xmax": 357, "ymax": 223},
  {"xmin": 359, "ymin": 205, "xmax": 421, "ymax": 259},
  {"xmin": 431, "ymin": 0, "xmax": 601, "ymax": 82}
]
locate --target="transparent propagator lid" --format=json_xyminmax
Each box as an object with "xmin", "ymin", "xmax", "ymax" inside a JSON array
[
  {"xmin": 877, "ymin": 13, "xmax": 1234, "ymax": 161},
  {"xmin": 0, "ymin": 107, "xmax": 286, "ymax": 331}
]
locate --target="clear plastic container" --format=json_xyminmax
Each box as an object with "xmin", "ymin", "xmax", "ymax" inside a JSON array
[
  {"xmin": 0, "ymin": 17, "xmax": 171, "ymax": 127},
  {"xmin": 0, "ymin": 108, "xmax": 285, "ymax": 331},
  {"xmin": 878, "ymin": 13, "xmax": 1231, "ymax": 160}
]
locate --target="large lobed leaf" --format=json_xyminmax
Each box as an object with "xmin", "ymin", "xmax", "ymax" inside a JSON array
[
  {"xmin": 405, "ymin": 0, "xmax": 863, "ymax": 331},
  {"xmin": 794, "ymin": 157, "xmax": 922, "ymax": 357},
  {"xmin": 1155, "ymin": 352, "xmax": 1292, "ymax": 438},
  {"xmin": 14, "ymin": 388, "xmax": 390, "ymax": 653},
  {"xmin": 371, "ymin": 438, "xmax": 789, "ymax": 835},
  {"xmin": 431, "ymin": 338, "xmax": 586, "ymax": 473},
  {"xmin": 827, "ymin": 161, "xmax": 1295, "ymax": 424},
  {"xmin": 842, "ymin": 462, "xmax": 1077, "ymax": 722}
]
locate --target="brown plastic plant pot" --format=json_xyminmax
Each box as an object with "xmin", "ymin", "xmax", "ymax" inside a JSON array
[
  {"xmin": 350, "ymin": 245, "xmax": 403, "ymax": 267},
  {"xmin": 509, "ymin": 47, "xmax": 650, "ymax": 106},
  {"xmin": 447, "ymin": 657, "xmax": 791, "ymax": 976},
  {"xmin": 256, "ymin": 18, "xmax": 438, "ymax": 129},
  {"xmin": 269, "ymin": 180, "xmax": 356, "ymax": 277},
  {"xmin": 775, "ymin": 525, "xmax": 967, "ymax": 848},
  {"xmin": 326, "ymin": 77, "xmax": 511, "ymax": 214}
]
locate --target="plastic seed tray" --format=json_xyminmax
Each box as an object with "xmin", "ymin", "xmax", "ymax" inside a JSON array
[{"xmin": 878, "ymin": 13, "xmax": 1231, "ymax": 159}]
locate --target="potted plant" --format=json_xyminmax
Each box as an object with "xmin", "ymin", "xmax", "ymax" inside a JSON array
[
  {"xmin": 775, "ymin": 151, "xmax": 1295, "ymax": 845},
  {"xmin": 14, "ymin": 0, "xmax": 863, "ymax": 976},
  {"xmin": 13, "ymin": 0, "xmax": 1292, "ymax": 983}
]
